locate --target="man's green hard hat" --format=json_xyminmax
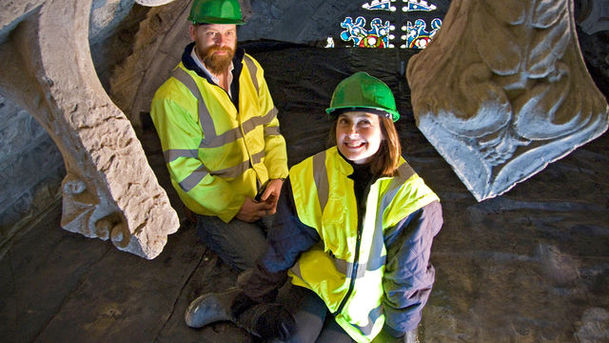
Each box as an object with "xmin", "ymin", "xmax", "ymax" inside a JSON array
[
  {"xmin": 188, "ymin": 0, "xmax": 245, "ymax": 25},
  {"xmin": 326, "ymin": 72, "xmax": 400, "ymax": 121}
]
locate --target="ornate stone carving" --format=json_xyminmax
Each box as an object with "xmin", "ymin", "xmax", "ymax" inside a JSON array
[
  {"xmin": 0, "ymin": 0, "xmax": 179, "ymax": 259},
  {"xmin": 407, "ymin": 0, "xmax": 609, "ymax": 201}
]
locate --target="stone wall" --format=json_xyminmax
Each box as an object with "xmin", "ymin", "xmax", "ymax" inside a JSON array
[{"xmin": 0, "ymin": 95, "xmax": 64, "ymax": 250}]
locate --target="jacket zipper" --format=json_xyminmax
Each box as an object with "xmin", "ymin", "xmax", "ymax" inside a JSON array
[
  {"xmin": 335, "ymin": 170, "xmax": 374, "ymax": 316},
  {"xmin": 335, "ymin": 215, "xmax": 364, "ymax": 315}
]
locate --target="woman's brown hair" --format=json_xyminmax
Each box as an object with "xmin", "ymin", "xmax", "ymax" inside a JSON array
[{"xmin": 329, "ymin": 114, "xmax": 402, "ymax": 177}]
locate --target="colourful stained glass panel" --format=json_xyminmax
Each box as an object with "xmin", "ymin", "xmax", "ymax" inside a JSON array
[
  {"xmin": 340, "ymin": 16, "xmax": 395, "ymax": 48},
  {"xmin": 362, "ymin": 0, "xmax": 397, "ymax": 12},
  {"xmin": 335, "ymin": 0, "xmax": 442, "ymax": 49}
]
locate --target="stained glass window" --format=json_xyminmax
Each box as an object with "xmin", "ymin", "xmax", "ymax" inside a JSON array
[{"xmin": 332, "ymin": 0, "xmax": 444, "ymax": 49}]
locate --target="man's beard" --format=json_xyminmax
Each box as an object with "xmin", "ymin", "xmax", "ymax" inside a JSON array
[{"xmin": 200, "ymin": 45, "xmax": 235, "ymax": 75}]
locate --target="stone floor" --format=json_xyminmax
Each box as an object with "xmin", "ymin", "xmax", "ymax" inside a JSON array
[{"xmin": 2, "ymin": 46, "xmax": 609, "ymax": 342}]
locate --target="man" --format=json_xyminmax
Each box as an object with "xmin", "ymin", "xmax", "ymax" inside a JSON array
[{"xmin": 150, "ymin": 0, "xmax": 288, "ymax": 271}]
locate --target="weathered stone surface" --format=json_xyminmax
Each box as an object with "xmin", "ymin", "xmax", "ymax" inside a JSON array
[
  {"xmin": 407, "ymin": 0, "xmax": 609, "ymax": 201},
  {"xmin": 0, "ymin": 0, "xmax": 46, "ymax": 43},
  {"xmin": 0, "ymin": 0, "xmax": 179, "ymax": 259},
  {"xmin": 110, "ymin": 0, "xmax": 192, "ymax": 128},
  {"xmin": 0, "ymin": 95, "xmax": 65, "ymax": 254}
]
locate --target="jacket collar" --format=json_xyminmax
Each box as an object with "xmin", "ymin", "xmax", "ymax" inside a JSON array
[{"xmin": 332, "ymin": 146, "xmax": 356, "ymax": 177}]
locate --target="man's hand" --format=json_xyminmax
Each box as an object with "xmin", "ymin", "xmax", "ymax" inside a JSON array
[
  {"xmin": 236, "ymin": 197, "xmax": 274, "ymax": 223},
  {"xmin": 258, "ymin": 179, "xmax": 284, "ymax": 213},
  {"xmin": 236, "ymin": 179, "xmax": 284, "ymax": 222}
]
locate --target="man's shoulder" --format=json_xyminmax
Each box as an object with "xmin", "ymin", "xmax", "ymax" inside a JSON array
[
  {"xmin": 153, "ymin": 66, "xmax": 199, "ymax": 101},
  {"xmin": 241, "ymin": 52, "xmax": 264, "ymax": 70}
]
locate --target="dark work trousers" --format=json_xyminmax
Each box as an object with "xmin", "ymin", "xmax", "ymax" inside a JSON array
[{"xmin": 196, "ymin": 214, "xmax": 273, "ymax": 271}]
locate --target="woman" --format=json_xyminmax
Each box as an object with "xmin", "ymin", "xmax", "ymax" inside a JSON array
[{"xmin": 186, "ymin": 72, "xmax": 443, "ymax": 343}]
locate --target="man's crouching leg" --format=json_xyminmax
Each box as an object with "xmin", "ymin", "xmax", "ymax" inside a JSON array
[{"xmin": 196, "ymin": 215, "xmax": 269, "ymax": 271}]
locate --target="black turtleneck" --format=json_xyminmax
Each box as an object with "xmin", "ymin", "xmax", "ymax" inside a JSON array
[{"xmin": 338, "ymin": 150, "xmax": 378, "ymax": 208}]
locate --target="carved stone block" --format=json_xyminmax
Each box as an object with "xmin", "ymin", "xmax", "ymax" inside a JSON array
[
  {"xmin": 0, "ymin": 0, "xmax": 180, "ymax": 258},
  {"xmin": 407, "ymin": 0, "xmax": 609, "ymax": 201}
]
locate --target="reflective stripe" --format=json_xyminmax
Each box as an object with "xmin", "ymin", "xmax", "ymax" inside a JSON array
[
  {"xmin": 212, "ymin": 159, "xmax": 250, "ymax": 178},
  {"xmin": 207, "ymin": 106, "xmax": 278, "ymax": 148},
  {"xmin": 265, "ymin": 126, "xmax": 281, "ymax": 136},
  {"xmin": 310, "ymin": 153, "xmax": 413, "ymax": 281},
  {"xmin": 315, "ymin": 159, "xmax": 417, "ymax": 278},
  {"xmin": 290, "ymin": 261, "xmax": 303, "ymax": 279},
  {"xmin": 201, "ymin": 126, "xmax": 242, "ymax": 148},
  {"xmin": 171, "ymin": 68, "xmax": 217, "ymax": 146},
  {"xmin": 241, "ymin": 106, "xmax": 278, "ymax": 135},
  {"xmin": 213, "ymin": 150, "xmax": 265, "ymax": 178},
  {"xmin": 244, "ymin": 55, "xmax": 259, "ymax": 94},
  {"xmin": 263, "ymin": 106, "xmax": 279, "ymax": 123},
  {"xmin": 331, "ymin": 255, "xmax": 387, "ymax": 277},
  {"xmin": 251, "ymin": 149, "xmax": 265, "ymax": 165},
  {"xmin": 353, "ymin": 304, "xmax": 384, "ymax": 335},
  {"xmin": 396, "ymin": 162, "xmax": 415, "ymax": 181},
  {"xmin": 163, "ymin": 149, "xmax": 199, "ymax": 163},
  {"xmin": 312, "ymin": 151, "xmax": 329, "ymax": 212},
  {"xmin": 179, "ymin": 165, "xmax": 209, "ymax": 192}
]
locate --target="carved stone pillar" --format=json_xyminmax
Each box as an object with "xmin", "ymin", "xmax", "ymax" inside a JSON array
[
  {"xmin": 0, "ymin": 0, "xmax": 179, "ymax": 259},
  {"xmin": 407, "ymin": 0, "xmax": 609, "ymax": 201}
]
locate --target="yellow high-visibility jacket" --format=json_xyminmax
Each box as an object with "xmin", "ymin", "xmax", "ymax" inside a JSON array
[
  {"xmin": 150, "ymin": 45, "xmax": 288, "ymax": 223},
  {"xmin": 288, "ymin": 147, "xmax": 440, "ymax": 342}
]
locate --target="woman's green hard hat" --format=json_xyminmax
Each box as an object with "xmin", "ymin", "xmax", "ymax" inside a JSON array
[
  {"xmin": 326, "ymin": 72, "xmax": 400, "ymax": 121},
  {"xmin": 188, "ymin": 0, "xmax": 245, "ymax": 25}
]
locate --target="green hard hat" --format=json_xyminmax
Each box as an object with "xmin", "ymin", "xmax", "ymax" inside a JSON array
[
  {"xmin": 326, "ymin": 72, "xmax": 400, "ymax": 121},
  {"xmin": 188, "ymin": 0, "xmax": 245, "ymax": 25}
]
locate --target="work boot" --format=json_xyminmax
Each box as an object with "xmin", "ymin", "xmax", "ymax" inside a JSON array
[
  {"xmin": 237, "ymin": 302, "xmax": 295, "ymax": 340},
  {"xmin": 185, "ymin": 287, "xmax": 243, "ymax": 328},
  {"xmin": 184, "ymin": 287, "xmax": 295, "ymax": 341}
]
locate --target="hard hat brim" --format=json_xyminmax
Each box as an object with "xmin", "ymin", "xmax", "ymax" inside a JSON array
[
  {"xmin": 326, "ymin": 106, "xmax": 400, "ymax": 122},
  {"xmin": 189, "ymin": 16, "xmax": 245, "ymax": 24}
]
